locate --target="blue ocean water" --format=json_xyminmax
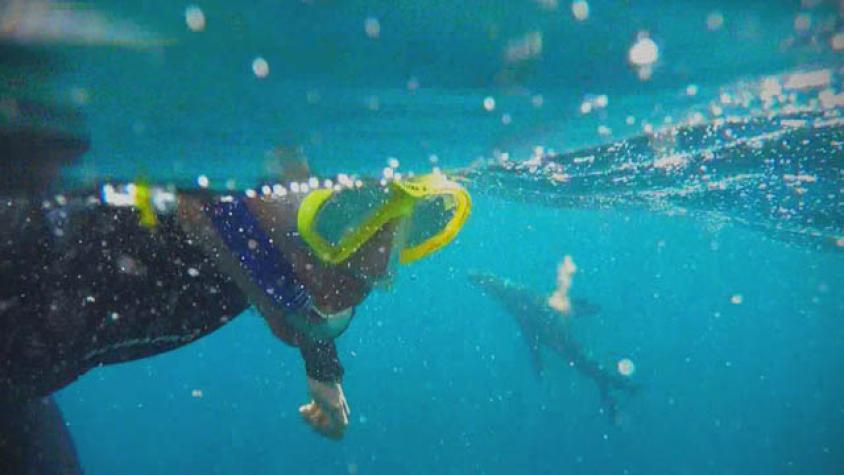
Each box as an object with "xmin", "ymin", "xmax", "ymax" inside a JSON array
[{"xmin": 35, "ymin": 0, "xmax": 844, "ymax": 473}]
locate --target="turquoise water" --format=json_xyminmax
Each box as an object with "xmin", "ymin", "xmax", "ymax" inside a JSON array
[{"xmin": 33, "ymin": 0, "xmax": 844, "ymax": 473}]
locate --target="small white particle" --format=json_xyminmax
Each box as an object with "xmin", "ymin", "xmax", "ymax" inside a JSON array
[
  {"xmin": 571, "ymin": 0, "xmax": 589, "ymax": 21},
  {"xmin": 706, "ymin": 11, "xmax": 724, "ymax": 31},
  {"xmin": 252, "ymin": 57, "xmax": 269, "ymax": 78},
  {"xmin": 364, "ymin": 17, "xmax": 381, "ymax": 39},
  {"xmin": 185, "ymin": 5, "xmax": 206, "ymax": 32}
]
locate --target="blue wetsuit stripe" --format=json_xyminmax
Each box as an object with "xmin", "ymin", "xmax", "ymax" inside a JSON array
[{"xmin": 206, "ymin": 198, "xmax": 310, "ymax": 312}]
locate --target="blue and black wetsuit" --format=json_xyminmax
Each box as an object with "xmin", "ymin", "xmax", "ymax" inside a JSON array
[{"xmin": 0, "ymin": 190, "xmax": 344, "ymax": 405}]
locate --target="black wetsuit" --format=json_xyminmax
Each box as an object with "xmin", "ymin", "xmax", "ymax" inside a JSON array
[{"xmin": 0, "ymin": 190, "xmax": 343, "ymax": 405}]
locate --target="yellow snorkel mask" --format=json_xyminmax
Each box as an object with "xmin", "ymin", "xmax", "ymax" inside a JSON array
[{"xmin": 298, "ymin": 173, "xmax": 471, "ymax": 265}]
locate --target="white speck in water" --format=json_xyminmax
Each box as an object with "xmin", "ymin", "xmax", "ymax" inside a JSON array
[
  {"xmin": 388, "ymin": 157, "xmax": 400, "ymax": 169},
  {"xmin": 617, "ymin": 358, "xmax": 636, "ymax": 376},
  {"xmin": 793, "ymin": 13, "xmax": 811, "ymax": 33},
  {"xmin": 191, "ymin": 389, "xmax": 204, "ymax": 398},
  {"xmin": 579, "ymin": 101, "xmax": 592, "ymax": 114},
  {"xmin": 197, "ymin": 175, "xmax": 209, "ymax": 188},
  {"xmin": 483, "ymin": 96, "xmax": 496, "ymax": 111},
  {"xmin": 501, "ymin": 113, "xmax": 512, "ymax": 125},
  {"xmin": 187, "ymin": 267, "xmax": 200, "ymax": 277},
  {"xmin": 531, "ymin": 94, "xmax": 544, "ymax": 108},
  {"xmin": 629, "ymin": 34, "xmax": 658, "ymax": 67},
  {"xmin": 594, "ymin": 94, "xmax": 608, "ymax": 108},
  {"xmin": 730, "ymin": 294, "xmax": 744, "ymax": 305},
  {"xmin": 252, "ymin": 57, "xmax": 269, "ymax": 78},
  {"xmin": 626, "ymin": 115, "xmax": 636, "ymax": 125},
  {"xmin": 706, "ymin": 11, "xmax": 724, "ymax": 31},
  {"xmin": 832, "ymin": 33, "xmax": 844, "ymax": 51},
  {"xmin": 686, "ymin": 84, "xmax": 699, "ymax": 96},
  {"xmin": 110, "ymin": 312, "xmax": 120, "ymax": 321},
  {"xmin": 185, "ymin": 5, "xmax": 206, "ymax": 32},
  {"xmin": 571, "ymin": 0, "xmax": 589, "ymax": 21},
  {"xmin": 364, "ymin": 17, "xmax": 381, "ymax": 39}
]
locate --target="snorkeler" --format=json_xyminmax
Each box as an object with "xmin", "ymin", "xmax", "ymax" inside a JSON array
[{"xmin": 0, "ymin": 170, "xmax": 470, "ymax": 445}]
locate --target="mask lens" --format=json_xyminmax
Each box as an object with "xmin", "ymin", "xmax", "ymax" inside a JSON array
[
  {"xmin": 404, "ymin": 195, "xmax": 455, "ymax": 248},
  {"xmin": 310, "ymin": 186, "xmax": 392, "ymax": 246}
]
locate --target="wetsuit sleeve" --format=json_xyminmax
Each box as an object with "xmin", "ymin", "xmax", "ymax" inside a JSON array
[{"xmin": 298, "ymin": 339, "xmax": 344, "ymax": 383}]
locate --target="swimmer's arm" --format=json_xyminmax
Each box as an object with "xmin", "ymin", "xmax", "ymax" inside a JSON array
[
  {"xmin": 298, "ymin": 338, "xmax": 350, "ymax": 439},
  {"xmin": 298, "ymin": 338, "xmax": 344, "ymax": 383}
]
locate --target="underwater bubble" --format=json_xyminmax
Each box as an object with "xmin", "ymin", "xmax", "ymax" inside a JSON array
[
  {"xmin": 185, "ymin": 5, "xmax": 206, "ymax": 32},
  {"xmin": 364, "ymin": 17, "xmax": 381, "ymax": 39},
  {"xmin": 70, "ymin": 86, "xmax": 90, "ymax": 106},
  {"xmin": 832, "ymin": 33, "xmax": 844, "ymax": 51},
  {"xmin": 730, "ymin": 294, "xmax": 744, "ymax": 305},
  {"xmin": 388, "ymin": 157, "xmax": 400, "ymax": 169},
  {"xmin": 535, "ymin": 0, "xmax": 558, "ymax": 11},
  {"xmin": 686, "ymin": 84, "xmax": 699, "ymax": 96},
  {"xmin": 504, "ymin": 31, "xmax": 543, "ymax": 63},
  {"xmin": 252, "ymin": 57, "xmax": 269, "ymax": 78},
  {"xmin": 629, "ymin": 34, "xmax": 658, "ymax": 67},
  {"xmin": 571, "ymin": 1, "xmax": 589, "ymax": 21},
  {"xmin": 483, "ymin": 96, "xmax": 496, "ymax": 111},
  {"xmin": 531, "ymin": 94, "xmax": 544, "ymax": 108},
  {"xmin": 626, "ymin": 115, "xmax": 636, "ymax": 125},
  {"xmin": 197, "ymin": 175, "xmax": 209, "ymax": 188},
  {"xmin": 706, "ymin": 11, "xmax": 724, "ymax": 31},
  {"xmin": 579, "ymin": 101, "xmax": 592, "ymax": 114},
  {"xmin": 794, "ymin": 13, "xmax": 811, "ymax": 33},
  {"xmin": 594, "ymin": 94, "xmax": 608, "ymax": 108},
  {"xmin": 617, "ymin": 358, "xmax": 635, "ymax": 376},
  {"xmin": 191, "ymin": 389, "xmax": 204, "ymax": 398}
]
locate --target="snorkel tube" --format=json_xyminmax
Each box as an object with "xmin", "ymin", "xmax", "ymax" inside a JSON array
[{"xmin": 297, "ymin": 173, "xmax": 471, "ymax": 265}]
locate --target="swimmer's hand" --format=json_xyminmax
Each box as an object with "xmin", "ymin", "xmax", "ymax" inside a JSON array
[{"xmin": 299, "ymin": 377, "xmax": 350, "ymax": 440}]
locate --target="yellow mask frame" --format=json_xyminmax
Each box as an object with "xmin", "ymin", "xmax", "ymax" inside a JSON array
[{"xmin": 297, "ymin": 173, "xmax": 471, "ymax": 265}]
